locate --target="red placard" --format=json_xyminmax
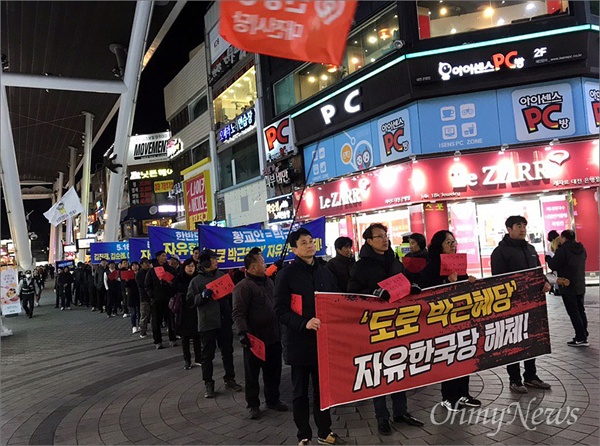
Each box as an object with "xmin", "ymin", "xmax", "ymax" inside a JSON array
[
  {"xmin": 247, "ymin": 333, "xmax": 266, "ymax": 361},
  {"xmin": 108, "ymin": 270, "xmax": 119, "ymax": 281},
  {"xmin": 377, "ymin": 272, "xmax": 412, "ymax": 303},
  {"xmin": 295, "ymin": 140, "xmax": 599, "ymax": 220},
  {"xmin": 162, "ymin": 271, "xmax": 174, "ymax": 284},
  {"xmin": 205, "ymin": 274, "xmax": 235, "ymax": 300},
  {"xmin": 316, "ymin": 268, "xmax": 550, "ymax": 410},
  {"xmin": 121, "ymin": 270, "xmax": 135, "ymax": 281},
  {"xmin": 440, "ymin": 253, "xmax": 468, "ymax": 276},
  {"xmin": 154, "ymin": 266, "xmax": 166, "ymax": 281},
  {"xmin": 219, "ymin": 1, "xmax": 358, "ymax": 66},
  {"xmin": 402, "ymin": 257, "xmax": 427, "ymax": 273},
  {"xmin": 291, "ymin": 293, "xmax": 303, "ymax": 316}
]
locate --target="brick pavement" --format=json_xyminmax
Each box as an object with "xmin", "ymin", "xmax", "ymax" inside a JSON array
[{"xmin": 1, "ymin": 283, "xmax": 598, "ymax": 445}]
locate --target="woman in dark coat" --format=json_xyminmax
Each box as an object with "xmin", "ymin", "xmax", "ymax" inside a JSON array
[
  {"xmin": 416, "ymin": 230, "xmax": 480, "ymax": 412},
  {"xmin": 172, "ymin": 258, "xmax": 200, "ymax": 370}
]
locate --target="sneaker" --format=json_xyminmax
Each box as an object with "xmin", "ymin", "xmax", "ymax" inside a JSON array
[
  {"xmin": 457, "ymin": 396, "xmax": 481, "ymax": 408},
  {"xmin": 266, "ymin": 401, "xmax": 288, "ymax": 412},
  {"xmin": 169, "ymin": 341, "xmax": 179, "ymax": 347},
  {"xmin": 298, "ymin": 440, "xmax": 311, "ymax": 446},
  {"xmin": 34, "ymin": 302, "xmax": 39, "ymax": 307},
  {"xmin": 139, "ymin": 333, "xmax": 148, "ymax": 339},
  {"xmin": 123, "ymin": 313, "xmax": 129, "ymax": 318},
  {"xmin": 132, "ymin": 327, "xmax": 138, "ymax": 334},
  {"xmin": 317, "ymin": 432, "xmax": 346, "ymax": 445},
  {"xmin": 205, "ymin": 382, "xmax": 215, "ymax": 398},
  {"xmin": 155, "ymin": 343, "xmax": 164, "ymax": 350},
  {"xmin": 184, "ymin": 362, "xmax": 191, "ymax": 370},
  {"xmin": 393, "ymin": 413, "xmax": 424, "ymax": 426},
  {"xmin": 567, "ymin": 339, "xmax": 589, "ymax": 347},
  {"xmin": 377, "ymin": 419, "xmax": 392, "ymax": 436},
  {"xmin": 91, "ymin": 307, "xmax": 96, "ymax": 312},
  {"xmin": 107, "ymin": 314, "xmax": 113, "ymax": 318},
  {"xmin": 224, "ymin": 379, "xmax": 243, "ymax": 392},
  {"xmin": 524, "ymin": 378, "xmax": 551, "ymax": 389},
  {"xmin": 60, "ymin": 307, "xmax": 64, "ymax": 311},
  {"xmin": 249, "ymin": 407, "xmax": 261, "ymax": 420},
  {"xmin": 67, "ymin": 307, "xmax": 71, "ymax": 310},
  {"xmin": 510, "ymin": 382, "xmax": 528, "ymax": 394},
  {"xmin": 440, "ymin": 399, "xmax": 461, "ymax": 412}
]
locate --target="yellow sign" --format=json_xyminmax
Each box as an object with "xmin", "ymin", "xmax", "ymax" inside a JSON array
[{"xmin": 154, "ymin": 180, "xmax": 174, "ymax": 194}]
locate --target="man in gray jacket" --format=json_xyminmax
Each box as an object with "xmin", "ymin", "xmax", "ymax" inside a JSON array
[{"xmin": 187, "ymin": 249, "xmax": 242, "ymax": 398}]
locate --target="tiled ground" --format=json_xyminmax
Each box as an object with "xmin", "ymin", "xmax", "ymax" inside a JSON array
[{"xmin": 1, "ymin": 284, "xmax": 598, "ymax": 445}]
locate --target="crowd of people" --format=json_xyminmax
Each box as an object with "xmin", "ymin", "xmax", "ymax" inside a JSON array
[{"xmin": 17, "ymin": 215, "xmax": 589, "ymax": 446}]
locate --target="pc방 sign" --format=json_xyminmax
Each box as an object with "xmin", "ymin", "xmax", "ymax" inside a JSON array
[{"xmin": 263, "ymin": 116, "xmax": 297, "ymax": 162}]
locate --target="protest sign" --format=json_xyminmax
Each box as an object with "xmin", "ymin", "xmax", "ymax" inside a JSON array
[
  {"xmin": 248, "ymin": 333, "xmax": 266, "ymax": 361},
  {"xmin": 205, "ymin": 274, "xmax": 235, "ymax": 300},
  {"xmin": 440, "ymin": 253, "xmax": 468, "ymax": 276}
]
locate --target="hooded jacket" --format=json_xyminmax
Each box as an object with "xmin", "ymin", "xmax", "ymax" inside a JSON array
[
  {"xmin": 546, "ymin": 240, "xmax": 587, "ymax": 295},
  {"xmin": 186, "ymin": 267, "xmax": 232, "ymax": 332},
  {"xmin": 491, "ymin": 234, "xmax": 541, "ymax": 275},
  {"xmin": 274, "ymin": 257, "xmax": 338, "ymax": 366},
  {"xmin": 347, "ymin": 244, "xmax": 404, "ymax": 295},
  {"xmin": 326, "ymin": 254, "xmax": 355, "ymax": 293}
]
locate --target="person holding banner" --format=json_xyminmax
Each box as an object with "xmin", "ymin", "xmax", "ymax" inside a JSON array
[
  {"xmin": 274, "ymin": 228, "xmax": 346, "ymax": 446},
  {"xmin": 347, "ymin": 224, "xmax": 424, "ymax": 435},
  {"xmin": 104, "ymin": 262, "xmax": 121, "ymax": 318},
  {"xmin": 187, "ymin": 249, "xmax": 243, "ymax": 398},
  {"xmin": 416, "ymin": 230, "xmax": 480, "ymax": 412},
  {"xmin": 145, "ymin": 251, "xmax": 178, "ymax": 349},
  {"xmin": 491, "ymin": 216, "xmax": 552, "ymax": 394},
  {"xmin": 233, "ymin": 249, "xmax": 288, "ymax": 420},
  {"xmin": 326, "ymin": 237, "xmax": 355, "ymax": 293}
]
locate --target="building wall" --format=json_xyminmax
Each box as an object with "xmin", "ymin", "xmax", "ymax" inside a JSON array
[
  {"xmin": 223, "ymin": 179, "xmax": 268, "ymax": 227},
  {"xmin": 164, "ymin": 43, "xmax": 207, "ymax": 121},
  {"xmin": 176, "ymin": 115, "xmax": 211, "ymax": 152}
]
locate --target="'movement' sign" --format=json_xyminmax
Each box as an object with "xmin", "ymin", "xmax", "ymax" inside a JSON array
[{"xmin": 128, "ymin": 132, "xmax": 172, "ymax": 166}]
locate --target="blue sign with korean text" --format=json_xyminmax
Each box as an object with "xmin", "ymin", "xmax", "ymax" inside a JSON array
[
  {"xmin": 333, "ymin": 121, "xmax": 378, "ymax": 177},
  {"xmin": 90, "ymin": 242, "xmax": 130, "ymax": 265},
  {"xmin": 129, "ymin": 238, "xmax": 151, "ymax": 263},
  {"xmin": 304, "ymin": 138, "xmax": 336, "ymax": 184},
  {"xmin": 418, "ymin": 90, "xmax": 501, "ymax": 153},
  {"xmin": 55, "ymin": 260, "xmax": 75, "ymax": 270},
  {"xmin": 198, "ymin": 217, "xmax": 326, "ymax": 268},
  {"xmin": 219, "ymin": 108, "xmax": 256, "ymax": 143},
  {"xmin": 147, "ymin": 226, "xmax": 198, "ymax": 260}
]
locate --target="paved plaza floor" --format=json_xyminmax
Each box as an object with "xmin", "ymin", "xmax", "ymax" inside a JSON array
[{"xmin": 1, "ymin": 284, "xmax": 598, "ymax": 445}]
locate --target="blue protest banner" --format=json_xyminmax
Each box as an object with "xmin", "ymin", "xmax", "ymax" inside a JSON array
[
  {"xmin": 90, "ymin": 242, "xmax": 130, "ymax": 264},
  {"xmin": 147, "ymin": 226, "xmax": 198, "ymax": 260},
  {"xmin": 55, "ymin": 260, "xmax": 75, "ymax": 270},
  {"xmin": 129, "ymin": 238, "xmax": 151, "ymax": 263},
  {"xmin": 198, "ymin": 217, "xmax": 326, "ymax": 268}
]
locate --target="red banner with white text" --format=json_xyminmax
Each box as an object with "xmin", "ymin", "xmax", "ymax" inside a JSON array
[
  {"xmin": 219, "ymin": 0, "xmax": 357, "ymax": 65},
  {"xmin": 315, "ymin": 267, "xmax": 550, "ymax": 410}
]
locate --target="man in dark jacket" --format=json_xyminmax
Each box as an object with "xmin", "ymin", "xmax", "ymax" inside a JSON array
[
  {"xmin": 187, "ymin": 249, "xmax": 242, "ymax": 398},
  {"xmin": 274, "ymin": 228, "xmax": 345, "ymax": 446},
  {"xmin": 326, "ymin": 236, "xmax": 355, "ymax": 293},
  {"xmin": 144, "ymin": 250, "xmax": 178, "ymax": 349},
  {"xmin": 93, "ymin": 259, "xmax": 108, "ymax": 313},
  {"xmin": 347, "ymin": 223, "xmax": 423, "ymax": 436},
  {"xmin": 546, "ymin": 230, "xmax": 588, "ymax": 347},
  {"xmin": 136, "ymin": 258, "xmax": 152, "ymax": 338},
  {"xmin": 491, "ymin": 215, "xmax": 551, "ymax": 394},
  {"xmin": 233, "ymin": 249, "xmax": 287, "ymax": 420}
]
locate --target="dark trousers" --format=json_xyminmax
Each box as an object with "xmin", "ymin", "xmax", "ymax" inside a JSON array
[
  {"xmin": 106, "ymin": 290, "xmax": 120, "ymax": 315},
  {"xmin": 291, "ymin": 364, "xmax": 331, "ymax": 441},
  {"xmin": 507, "ymin": 359, "xmax": 537, "ymax": 384},
  {"xmin": 373, "ymin": 392, "xmax": 407, "ymax": 421},
  {"xmin": 151, "ymin": 300, "xmax": 176, "ymax": 345},
  {"xmin": 243, "ymin": 342, "xmax": 282, "ymax": 408},
  {"xmin": 140, "ymin": 301, "xmax": 151, "ymax": 335},
  {"xmin": 96, "ymin": 287, "xmax": 106, "ymax": 312},
  {"xmin": 73, "ymin": 282, "xmax": 82, "ymax": 305},
  {"xmin": 21, "ymin": 294, "xmax": 34, "ymax": 317},
  {"xmin": 60, "ymin": 288, "xmax": 72, "ymax": 308},
  {"xmin": 441, "ymin": 376, "xmax": 470, "ymax": 405},
  {"xmin": 182, "ymin": 334, "xmax": 202, "ymax": 365},
  {"xmin": 128, "ymin": 305, "xmax": 140, "ymax": 327},
  {"xmin": 562, "ymin": 293, "xmax": 588, "ymax": 341},
  {"xmin": 199, "ymin": 327, "xmax": 235, "ymax": 383},
  {"xmin": 88, "ymin": 287, "xmax": 96, "ymax": 308}
]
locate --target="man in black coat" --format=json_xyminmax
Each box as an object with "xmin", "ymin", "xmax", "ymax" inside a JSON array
[
  {"xmin": 136, "ymin": 258, "xmax": 152, "ymax": 338},
  {"xmin": 233, "ymin": 249, "xmax": 287, "ymax": 420},
  {"xmin": 347, "ymin": 223, "xmax": 423, "ymax": 436},
  {"xmin": 546, "ymin": 229, "xmax": 588, "ymax": 346},
  {"xmin": 274, "ymin": 228, "xmax": 345, "ymax": 446},
  {"xmin": 491, "ymin": 215, "xmax": 551, "ymax": 394},
  {"xmin": 326, "ymin": 236, "xmax": 355, "ymax": 293}
]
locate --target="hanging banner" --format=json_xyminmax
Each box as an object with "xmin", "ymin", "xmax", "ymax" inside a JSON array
[
  {"xmin": 184, "ymin": 171, "xmax": 213, "ymax": 230},
  {"xmin": 219, "ymin": 0, "xmax": 358, "ymax": 65},
  {"xmin": 198, "ymin": 217, "xmax": 326, "ymax": 268},
  {"xmin": 43, "ymin": 187, "xmax": 84, "ymax": 226},
  {"xmin": 129, "ymin": 238, "xmax": 151, "ymax": 263},
  {"xmin": 89, "ymin": 242, "xmax": 130, "ymax": 264},
  {"xmin": 316, "ymin": 267, "xmax": 550, "ymax": 410},
  {"xmin": 0, "ymin": 266, "xmax": 21, "ymax": 316},
  {"xmin": 148, "ymin": 226, "xmax": 198, "ymax": 261}
]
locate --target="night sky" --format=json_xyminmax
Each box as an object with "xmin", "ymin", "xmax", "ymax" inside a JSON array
[{"xmin": 1, "ymin": 1, "xmax": 209, "ymax": 256}]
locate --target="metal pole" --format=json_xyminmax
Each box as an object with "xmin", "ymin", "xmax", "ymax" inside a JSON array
[
  {"xmin": 48, "ymin": 191, "xmax": 57, "ymax": 264},
  {"xmin": 0, "ymin": 72, "xmax": 126, "ymax": 94},
  {"xmin": 0, "ymin": 86, "xmax": 33, "ymax": 271},
  {"xmin": 104, "ymin": 0, "xmax": 154, "ymax": 241},
  {"xmin": 254, "ymin": 56, "xmax": 267, "ymax": 179},
  {"xmin": 55, "ymin": 172, "xmax": 64, "ymax": 261},
  {"xmin": 79, "ymin": 111, "xmax": 94, "ymax": 260},
  {"xmin": 66, "ymin": 146, "xmax": 77, "ymax": 245}
]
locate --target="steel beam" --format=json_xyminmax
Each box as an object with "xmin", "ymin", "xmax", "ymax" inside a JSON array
[
  {"xmin": 79, "ymin": 111, "xmax": 94, "ymax": 260},
  {"xmin": 104, "ymin": 1, "xmax": 154, "ymax": 241},
  {"xmin": 1, "ymin": 72, "xmax": 127, "ymax": 95}
]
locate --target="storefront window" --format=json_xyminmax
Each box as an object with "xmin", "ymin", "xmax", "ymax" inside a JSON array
[
  {"xmin": 213, "ymin": 66, "xmax": 257, "ymax": 128},
  {"xmin": 274, "ymin": 6, "xmax": 399, "ymax": 115},
  {"xmin": 217, "ymin": 136, "xmax": 260, "ymax": 190},
  {"xmin": 416, "ymin": 1, "xmax": 569, "ymax": 39}
]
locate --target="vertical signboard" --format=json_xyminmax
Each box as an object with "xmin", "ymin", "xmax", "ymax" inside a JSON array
[
  {"xmin": 583, "ymin": 79, "xmax": 599, "ymax": 134},
  {"xmin": 263, "ymin": 116, "xmax": 298, "ymax": 163},
  {"xmin": 373, "ymin": 105, "xmax": 418, "ymax": 164},
  {"xmin": 0, "ymin": 266, "xmax": 20, "ymax": 316},
  {"xmin": 541, "ymin": 197, "xmax": 571, "ymax": 237},
  {"xmin": 184, "ymin": 171, "xmax": 213, "ymax": 230}
]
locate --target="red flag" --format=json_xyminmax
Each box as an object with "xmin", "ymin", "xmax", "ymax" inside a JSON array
[{"xmin": 219, "ymin": 1, "xmax": 358, "ymax": 65}]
